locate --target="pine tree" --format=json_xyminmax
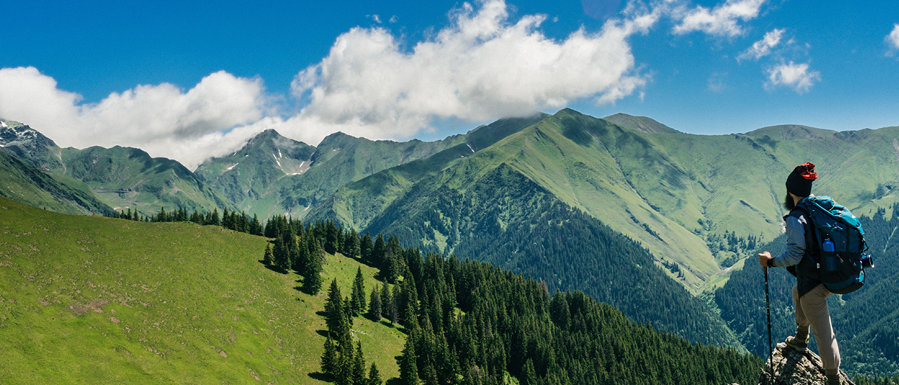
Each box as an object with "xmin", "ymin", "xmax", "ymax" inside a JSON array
[
  {"xmin": 388, "ymin": 284, "xmax": 400, "ymax": 326},
  {"xmin": 353, "ymin": 340, "xmax": 367, "ymax": 385},
  {"xmin": 350, "ymin": 267, "xmax": 366, "ymax": 316},
  {"xmin": 321, "ymin": 334, "xmax": 338, "ymax": 377},
  {"xmin": 209, "ymin": 208, "xmax": 220, "ymax": 226},
  {"xmin": 372, "ymin": 234, "xmax": 387, "ymax": 271},
  {"xmin": 272, "ymin": 235, "xmax": 289, "ymax": 272},
  {"xmin": 325, "ymin": 219, "xmax": 339, "ymax": 255},
  {"xmin": 324, "ymin": 279, "xmax": 345, "ymax": 334},
  {"xmin": 222, "ymin": 207, "xmax": 232, "ymax": 229},
  {"xmin": 272, "ymin": 237, "xmax": 290, "ymax": 271},
  {"xmin": 521, "ymin": 359, "xmax": 538, "ymax": 385},
  {"xmin": 400, "ymin": 331, "xmax": 420, "ymax": 385},
  {"xmin": 367, "ymin": 362, "xmax": 383, "ymax": 385},
  {"xmin": 360, "ymin": 233, "xmax": 374, "ymax": 264},
  {"xmin": 303, "ymin": 239, "xmax": 324, "ymax": 294},
  {"xmin": 368, "ymin": 288, "xmax": 382, "ymax": 321},
  {"xmin": 263, "ymin": 243, "xmax": 273, "ymax": 265}
]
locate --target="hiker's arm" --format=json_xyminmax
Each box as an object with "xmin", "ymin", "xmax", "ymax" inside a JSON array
[{"xmin": 774, "ymin": 216, "xmax": 806, "ymax": 267}]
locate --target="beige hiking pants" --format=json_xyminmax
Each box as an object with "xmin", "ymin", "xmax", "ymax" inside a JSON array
[{"xmin": 792, "ymin": 284, "xmax": 841, "ymax": 373}]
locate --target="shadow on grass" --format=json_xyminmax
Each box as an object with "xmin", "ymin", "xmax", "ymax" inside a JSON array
[
  {"xmin": 316, "ymin": 329, "xmax": 330, "ymax": 338},
  {"xmin": 385, "ymin": 378, "xmax": 402, "ymax": 385},
  {"xmin": 259, "ymin": 261, "xmax": 288, "ymax": 274},
  {"xmin": 308, "ymin": 372, "xmax": 331, "ymax": 382}
]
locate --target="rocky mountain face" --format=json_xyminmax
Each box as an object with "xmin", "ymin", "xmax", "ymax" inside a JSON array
[
  {"xmin": 754, "ymin": 343, "xmax": 855, "ymax": 385},
  {"xmin": 0, "ymin": 120, "xmax": 64, "ymax": 171}
]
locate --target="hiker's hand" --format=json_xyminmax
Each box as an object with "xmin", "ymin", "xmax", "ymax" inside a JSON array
[{"xmin": 758, "ymin": 252, "xmax": 772, "ymax": 272}]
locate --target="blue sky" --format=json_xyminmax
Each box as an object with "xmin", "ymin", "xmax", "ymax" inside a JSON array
[{"xmin": 2, "ymin": 0, "xmax": 898, "ymax": 168}]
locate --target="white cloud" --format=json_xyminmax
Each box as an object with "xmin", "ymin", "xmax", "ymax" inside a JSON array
[
  {"xmin": 673, "ymin": 0, "xmax": 766, "ymax": 37},
  {"xmin": 887, "ymin": 24, "xmax": 899, "ymax": 55},
  {"xmin": 738, "ymin": 28, "xmax": 784, "ymax": 61},
  {"xmin": 765, "ymin": 61, "xmax": 819, "ymax": 93},
  {"xmin": 285, "ymin": 0, "xmax": 659, "ymax": 144},
  {"xmin": 0, "ymin": 67, "xmax": 267, "ymax": 169},
  {"xmin": 0, "ymin": 0, "xmax": 666, "ymax": 168}
]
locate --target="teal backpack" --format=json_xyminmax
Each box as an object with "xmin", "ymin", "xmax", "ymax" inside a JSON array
[{"xmin": 792, "ymin": 196, "xmax": 873, "ymax": 294}]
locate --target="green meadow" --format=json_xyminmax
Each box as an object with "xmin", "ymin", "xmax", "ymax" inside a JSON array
[{"xmin": 0, "ymin": 197, "xmax": 404, "ymax": 384}]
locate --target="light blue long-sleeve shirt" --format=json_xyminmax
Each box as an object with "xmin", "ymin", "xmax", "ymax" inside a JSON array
[{"xmin": 774, "ymin": 214, "xmax": 808, "ymax": 268}]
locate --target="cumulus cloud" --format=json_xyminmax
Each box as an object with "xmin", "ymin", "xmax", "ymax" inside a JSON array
[
  {"xmin": 0, "ymin": 67, "xmax": 267, "ymax": 169},
  {"xmin": 284, "ymin": 0, "xmax": 659, "ymax": 144},
  {"xmin": 738, "ymin": 28, "xmax": 784, "ymax": 61},
  {"xmin": 673, "ymin": 0, "xmax": 766, "ymax": 37},
  {"xmin": 765, "ymin": 61, "xmax": 819, "ymax": 93},
  {"xmin": 887, "ymin": 24, "xmax": 899, "ymax": 55}
]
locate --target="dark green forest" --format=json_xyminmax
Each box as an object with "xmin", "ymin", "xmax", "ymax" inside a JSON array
[
  {"xmin": 715, "ymin": 206, "xmax": 899, "ymax": 376},
  {"xmin": 365, "ymin": 163, "xmax": 739, "ymax": 348},
  {"xmin": 253, "ymin": 214, "xmax": 762, "ymax": 385}
]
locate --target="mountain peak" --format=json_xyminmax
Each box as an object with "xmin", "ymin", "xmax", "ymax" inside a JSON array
[
  {"xmin": 743, "ymin": 124, "xmax": 835, "ymax": 140},
  {"xmin": 0, "ymin": 121, "xmax": 58, "ymax": 149},
  {"xmin": 603, "ymin": 113, "xmax": 680, "ymax": 134}
]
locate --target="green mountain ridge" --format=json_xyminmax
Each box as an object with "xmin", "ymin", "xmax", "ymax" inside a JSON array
[
  {"xmin": 312, "ymin": 109, "xmax": 899, "ymax": 293},
  {"xmin": 0, "ymin": 150, "xmax": 113, "ymax": 215},
  {"xmin": 0, "ymin": 119, "xmax": 236, "ymax": 217},
  {"xmin": 195, "ymin": 127, "xmax": 475, "ymax": 219}
]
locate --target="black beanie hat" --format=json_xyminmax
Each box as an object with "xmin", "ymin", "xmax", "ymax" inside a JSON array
[{"xmin": 786, "ymin": 162, "xmax": 817, "ymax": 197}]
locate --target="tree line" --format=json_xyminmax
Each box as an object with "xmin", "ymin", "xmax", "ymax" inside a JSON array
[{"xmin": 258, "ymin": 214, "xmax": 764, "ymax": 385}]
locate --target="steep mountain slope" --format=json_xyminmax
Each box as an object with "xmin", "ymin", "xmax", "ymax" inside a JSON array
[
  {"xmin": 312, "ymin": 115, "xmax": 548, "ymax": 228},
  {"xmin": 56, "ymin": 145, "xmax": 236, "ymax": 216},
  {"xmin": 0, "ymin": 150, "xmax": 112, "ymax": 215},
  {"xmin": 0, "ymin": 196, "xmax": 405, "ymax": 383},
  {"xmin": 0, "ymin": 120, "xmax": 236, "ymax": 217},
  {"xmin": 197, "ymin": 114, "xmax": 545, "ymax": 220},
  {"xmin": 0, "ymin": 120, "xmax": 65, "ymax": 171},
  {"xmin": 194, "ymin": 129, "xmax": 317, "ymax": 217},
  {"xmin": 362, "ymin": 162, "xmax": 743, "ymax": 347},
  {"xmin": 313, "ymin": 109, "xmax": 899, "ymax": 292}
]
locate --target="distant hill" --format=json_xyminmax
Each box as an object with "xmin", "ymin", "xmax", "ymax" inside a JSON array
[
  {"xmin": 603, "ymin": 112, "xmax": 680, "ymax": 134},
  {"xmin": 743, "ymin": 124, "xmax": 835, "ymax": 140}
]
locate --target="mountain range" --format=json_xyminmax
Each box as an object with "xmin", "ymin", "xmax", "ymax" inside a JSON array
[{"xmin": 3, "ymin": 109, "xmax": 899, "ymax": 373}]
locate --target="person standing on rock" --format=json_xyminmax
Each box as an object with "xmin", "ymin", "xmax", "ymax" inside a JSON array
[{"xmin": 758, "ymin": 162, "xmax": 842, "ymax": 385}]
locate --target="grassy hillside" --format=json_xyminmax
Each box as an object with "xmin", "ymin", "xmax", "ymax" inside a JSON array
[{"xmin": 0, "ymin": 196, "xmax": 404, "ymax": 384}]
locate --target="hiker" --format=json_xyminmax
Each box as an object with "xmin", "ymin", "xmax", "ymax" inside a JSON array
[{"xmin": 758, "ymin": 162, "xmax": 842, "ymax": 385}]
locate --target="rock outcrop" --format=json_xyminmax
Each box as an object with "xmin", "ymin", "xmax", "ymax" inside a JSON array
[{"xmin": 757, "ymin": 342, "xmax": 855, "ymax": 385}]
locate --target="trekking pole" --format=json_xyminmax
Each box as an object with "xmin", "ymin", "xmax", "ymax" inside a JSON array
[{"xmin": 764, "ymin": 265, "xmax": 773, "ymax": 378}]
